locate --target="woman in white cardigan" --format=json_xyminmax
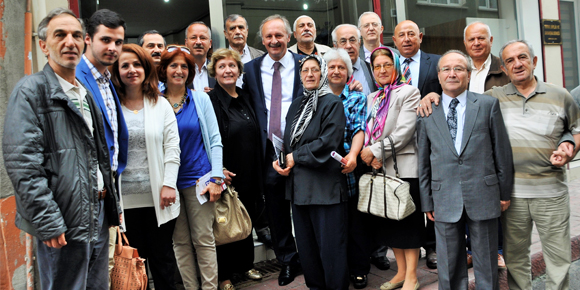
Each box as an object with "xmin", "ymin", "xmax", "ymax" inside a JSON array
[{"xmin": 111, "ymin": 44, "xmax": 181, "ymax": 290}]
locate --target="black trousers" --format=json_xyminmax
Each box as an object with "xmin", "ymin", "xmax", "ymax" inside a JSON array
[
  {"xmin": 264, "ymin": 141, "xmax": 299, "ymax": 266},
  {"xmin": 347, "ymin": 195, "xmax": 371, "ymax": 276},
  {"xmin": 293, "ymin": 202, "xmax": 349, "ymax": 290},
  {"xmin": 124, "ymin": 207, "xmax": 177, "ymax": 290}
]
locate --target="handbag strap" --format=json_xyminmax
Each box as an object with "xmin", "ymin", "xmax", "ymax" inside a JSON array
[{"xmin": 386, "ymin": 135, "xmax": 400, "ymax": 178}]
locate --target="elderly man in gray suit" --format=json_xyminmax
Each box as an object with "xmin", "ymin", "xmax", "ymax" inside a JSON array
[{"xmin": 417, "ymin": 50, "xmax": 514, "ymax": 290}]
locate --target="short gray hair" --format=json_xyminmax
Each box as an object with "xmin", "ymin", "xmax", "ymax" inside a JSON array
[
  {"xmin": 38, "ymin": 7, "xmax": 84, "ymax": 41},
  {"xmin": 357, "ymin": 11, "xmax": 382, "ymax": 29},
  {"xmin": 437, "ymin": 50, "xmax": 473, "ymax": 72},
  {"xmin": 258, "ymin": 14, "xmax": 292, "ymax": 39},
  {"xmin": 137, "ymin": 30, "xmax": 166, "ymax": 46},
  {"xmin": 185, "ymin": 21, "xmax": 212, "ymax": 40},
  {"xmin": 463, "ymin": 22, "xmax": 492, "ymax": 41},
  {"xmin": 225, "ymin": 14, "xmax": 248, "ymax": 29},
  {"xmin": 323, "ymin": 48, "xmax": 353, "ymax": 78},
  {"xmin": 331, "ymin": 24, "xmax": 361, "ymax": 44},
  {"xmin": 499, "ymin": 39, "xmax": 535, "ymax": 67},
  {"xmin": 293, "ymin": 15, "xmax": 315, "ymax": 32}
]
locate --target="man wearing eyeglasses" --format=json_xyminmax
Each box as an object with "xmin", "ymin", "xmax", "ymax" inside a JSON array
[
  {"xmin": 288, "ymin": 15, "xmax": 331, "ymax": 56},
  {"xmin": 417, "ymin": 50, "xmax": 513, "ymax": 290},
  {"xmin": 185, "ymin": 21, "xmax": 216, "ymax": 92},
  {"xmin": 358, "ymin": 12, "xmax": 399, "ymax": 64},
  {"xmin": 332, "ymin": 24, "xmax": 377, "ymax": 96}
]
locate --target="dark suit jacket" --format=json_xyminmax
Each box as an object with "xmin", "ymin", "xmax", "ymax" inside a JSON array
[
  {"xmin": 417, "ymin": 91, "xmax": 513, "ymax": 223},
  {"xmin": 76, "ymin": 59, "xmax": 128, "ymax": 175},
  {"xmin": 417, "ymin": 50, "xmax": 443, "ymax": 98},
  {"xmin": 242, "ymin": 51, "xmax": 305, "ymax": 162},
  {"xmin": 358, "ymin": 59, "xmax": 379, "ymax": 94},
  {"xmin": 187, "ymin": 59, "xmax": 216, "ymax": 90},
  {"xmin": 283, "ymin": 93, "xmax": 347, "ymax": 205}
]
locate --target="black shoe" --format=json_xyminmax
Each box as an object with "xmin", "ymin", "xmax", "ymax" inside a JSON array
[
  {"xmin": 350, "ymin": 275, "xmax": 368, "ymax": 289},
  {"xmin": 426, "ymin": 248, "xmax": 437, "ymax": 269},
  {"xmin": 256, "ymin": 228, "xmax": 273, "ymax": 249},
  {"xmin": 278, "ymin": 265, "xmax": 298, "ymax": 286},
  {"xmin": 370, "ymin": 256, "xmax": 391, "ymax": 270}
]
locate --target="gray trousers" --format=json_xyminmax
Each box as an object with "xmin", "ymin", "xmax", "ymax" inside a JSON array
[{"xmin": 435, "ymin": 210, "xmax": 498, "ymax": 290}]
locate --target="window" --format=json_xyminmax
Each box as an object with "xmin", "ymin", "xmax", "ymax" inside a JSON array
[
  {"xmin": 417, "ymin": 0, "xmax": 466, "ymax": 6},
  {"xmin": 479, "ymin": 0, "xmax": 499, "ymax": 10}
]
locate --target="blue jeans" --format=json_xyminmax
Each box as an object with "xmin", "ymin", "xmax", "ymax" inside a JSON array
[{"xmin": 37, "ymin": 200, "xmax": 110, "ymax": 290}]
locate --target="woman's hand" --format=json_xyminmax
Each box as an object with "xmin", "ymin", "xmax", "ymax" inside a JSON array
[
  {"xmin": 341, "ymin": 153, "xmax": 357, "ymax": 174},
  {"xmin": 273, "ymin": 153, "xmax": 294, "ymax": 176},
  {"xmin": 160, "ymin": 186, "xmax": 177, "ymax": 210},
  {"xmin": 360, "ymin": 147, "xmax": 375, "ymax": 165},
  {"xmin": 223, "ymin": 169, "xmax": 236, "ymax": 185},
  {"xmin": 349, "ymin": 80, "xmax": 363, "ymax": 92},
  {"xmin": 203, "ymin": 180, "xmax": 223, "ymax": 202},
  {"xmin": 370, "ymin": 157, "xmax": 383, "ymax": 170}
]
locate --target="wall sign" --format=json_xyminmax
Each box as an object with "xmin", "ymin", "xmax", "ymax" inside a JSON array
[{"xmin": 542, "ymin": 19, "xmax": 562, "ymax": 45}]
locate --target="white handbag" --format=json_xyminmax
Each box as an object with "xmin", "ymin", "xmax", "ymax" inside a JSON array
[{"xmin": 358, "ymin": 136, "xmax": 416, "ymax": 221}]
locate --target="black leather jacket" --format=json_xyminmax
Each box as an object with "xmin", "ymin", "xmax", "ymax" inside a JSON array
[{"xmin": 3, "ymin": 64, "xmax": 120, "ymax": 243}]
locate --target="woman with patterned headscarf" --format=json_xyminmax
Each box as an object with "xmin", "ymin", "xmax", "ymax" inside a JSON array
[
  {"xmin": 273, "ymin": 54, "xmax": 349, "ymax": 289},
  {"xmin": 360, "ymin": 47, "xmax": 423, "ymax": 290}
]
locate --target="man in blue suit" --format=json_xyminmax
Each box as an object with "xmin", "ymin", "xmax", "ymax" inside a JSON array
[
  {"xmin": 393, "ymin": 19, "xmax": 442, "ymax": 269},
  {"xmin": 242, "ymin": 14, "xmax": 303, "ymax": 286},
  {"xmin": 75, "ymin": 9, "xmax": 128, "ymax": 280}
]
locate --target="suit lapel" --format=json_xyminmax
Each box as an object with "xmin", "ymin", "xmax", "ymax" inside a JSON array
[
  {"xmin": 77, "ymin": 61, "xmax": 112, "ymax": 129},
  {"xmin": 418, "ymin": 51, "xmax": 429, "ymax": 93},
  {"xmin": 432, "ymin": 103, "xmax": 459, "ymax": 157},
  {"xmin": 459, "ymin": 92, "xmax": 480, "ymax": 155}
]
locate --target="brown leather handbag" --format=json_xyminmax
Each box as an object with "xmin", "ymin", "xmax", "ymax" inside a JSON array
[
  {"xmin": 110, "ymin": 228, "xmax": 148, "ymax": 290},
  {"xmin": 213, "ymin": 185, "xmax": 253, "ymax": 246}
]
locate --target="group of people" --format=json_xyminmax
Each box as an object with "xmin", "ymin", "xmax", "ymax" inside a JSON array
[{"xmin": 3, "ymin": 6, "xmax": 580, "ymax": 290}]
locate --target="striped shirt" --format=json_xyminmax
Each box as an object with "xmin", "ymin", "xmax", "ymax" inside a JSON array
[
  {"xmin": 340, "ymin": 84, "xmax": 367, "ymax": 197},
  {"xmin": 83, "ymin": 55, "xmax": 119, "ymax": 171},
  {"xmin": 55, "ymin": 73, "xmax": 104, "ymax": 190},
  {"xmin": 485, "ymin": 80, "xmax": 580, "ymax": 198}
]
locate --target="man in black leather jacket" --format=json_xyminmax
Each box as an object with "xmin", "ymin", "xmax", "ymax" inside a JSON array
[{"xmin": 2, "ymin": 8, "xmax": 120, "ymax": 290}]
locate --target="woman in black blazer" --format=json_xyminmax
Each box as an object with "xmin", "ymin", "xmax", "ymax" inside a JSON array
[{"xmin": 273, "ymin": 54, "xmax": 348, "ymax": 290}]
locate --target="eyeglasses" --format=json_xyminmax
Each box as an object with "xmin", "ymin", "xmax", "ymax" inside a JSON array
[
  {"xmin": 166, "ymin": 45, "xmax": 191, "ymax": 54},
  {"xmin": 300, "ymin": 68, "xmax": 321, "ymax": 75},
  {"xmin": 337, "ymin": 37, "xmax": 359, "ymax": 46},
  {"xmin": 373, "ymin": 63, "xmax": 394, "ymax": 71},
  {"xmin": 440, "ymin": 66, "xmax": 467, "ymax": 74},
  {"xmin": 362, "ymin": 22, "xmax": 380, "ymax": 29}
]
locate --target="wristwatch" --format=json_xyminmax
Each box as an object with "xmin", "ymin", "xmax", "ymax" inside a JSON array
[{"xmin": 209, "ymin": 178, "xmax": 223, "ymax": 185}]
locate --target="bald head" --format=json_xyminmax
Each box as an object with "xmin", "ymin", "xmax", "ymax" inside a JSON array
[
  {"xmin": 463, "ymin": 22, "xmax": 493, "ymax": 63},
  {"xmin": 392, "ymin": 20, "xmax": 423, "ymax": 58}
]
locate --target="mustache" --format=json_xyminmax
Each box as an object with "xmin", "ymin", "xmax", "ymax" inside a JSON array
[
  {"xmin": 151, "ymin": 52, "xmax": 161, "ymax": 57},
  {"xmin": 233, "ymin": 35, "xmax": 244, "ymax": 39},
  {"xmin": 301, "ymin": 31, "xmax": 313, "ymax": 37},
  {"xmin": 268, "ymin": 42, "xmax": 282, "ymax": 48},
  {"xmin": 192, "ymin": 44, "xmax": 204, "ymax": 49}
]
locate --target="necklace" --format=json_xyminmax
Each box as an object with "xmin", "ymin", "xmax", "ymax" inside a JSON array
[{"xmin": 165, "ymin": 90, "xmax": 187, "ymax": 109}]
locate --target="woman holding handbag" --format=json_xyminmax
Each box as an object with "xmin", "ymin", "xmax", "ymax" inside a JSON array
[
  {"xmin": 360, "ymin": 47, "xmax": 423, "ymax": 290},
  {"xmin": 111, "ymin": 44, "xmax": 181, "ymax": 290},
  {"xmin": 207, "ymin": 48, "xmax": 263, "ymax": 290}
]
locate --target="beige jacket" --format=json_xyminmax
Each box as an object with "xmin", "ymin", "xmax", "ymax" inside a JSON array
[{"xmin": 366, "ymin": 85, "xmax": 421, "ymax": 178}]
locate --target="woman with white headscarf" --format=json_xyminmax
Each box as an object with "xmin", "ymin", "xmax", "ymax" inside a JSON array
[{"xmin": 273, "ymin": 54, "xmax": 348, "ymax": 290}]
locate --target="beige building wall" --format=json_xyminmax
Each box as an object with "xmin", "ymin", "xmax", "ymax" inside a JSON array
[{"xmin": 541, "ymin": 0, "xmax": 565, "ymax": 86}]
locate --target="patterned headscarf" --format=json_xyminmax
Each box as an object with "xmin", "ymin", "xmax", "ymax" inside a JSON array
[
  {"xmin": 365, "ymin": 47, "xmax": 407, "ymax": 146},
  {"xmin": 290, "ymin": 54, "xmax": 333, "ymax": 147}
]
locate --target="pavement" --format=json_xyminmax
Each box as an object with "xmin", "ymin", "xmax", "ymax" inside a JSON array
[{"xmin": 239, "ymin": 177, "xmax": 580, "ymax": 290}]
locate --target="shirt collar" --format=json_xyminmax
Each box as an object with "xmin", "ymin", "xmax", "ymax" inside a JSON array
[
  {"xmin": 229, "ymin": 44, "xmax": 250, "ymax": 57},
  {"xmin": 195, "ymin": 61, "xmax": 208, "ymax": 73},
  {"xmin": 442, "ymin": 90, "xmax": 468, "ymax": 108},
  {"xmin": 55, "ymin": 73, "xmax": 80, "ymax": 93},
  {"xmin": 472, "ymin": 53, "xmax": 492, "ymax": 71},
  {"xmin": 505, "ymin": 77, "xmax": 546, "ymax": 98},
  {"xmin": 82, "ymin": 54, "xmax": 110, "ymax": 83},
  {"xmin": 400, "ymin": 50, "xmax": 421, "ymax": 63},
  {"xmin": 363, "ymin": 43, "xmax": 384, "ymax": 55},
  {"xmin": 264, "ymin": 50, "xmax": 293, "ymax": 69}
]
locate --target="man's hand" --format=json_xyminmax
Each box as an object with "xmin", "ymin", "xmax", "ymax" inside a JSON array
[
  {"xmin": 223, "ymin": 169, "xmax": 236, "ymax": 185},
  {"xmin": 558, "ymin": 142, "xmax": 575, "ymax": 158},
  {"xmin": 160, "ymin": 186, "xmax": 177, "ymax": 210},
  {"xmin": 203, "ymin": 87, "xmax": 213, "ymax": 93},
  {"xmin": 416, "ymin": 93, "xmax": 441, "ymax": 117},
  {"xmin": 426, "ymin": 211, "xmax": 435, "ymax": 222},
  {"xmin": 273, "ymin": 153, "xmax": 295, "ymax": 176},
  {"xmin": 349, "ymin": 80, "xmax": 363, "ymax": 92},
  {"xmin": 341, "ymin": 153, "xmax": 357, "ymax": 174},
  {"xmin": 360, "ymin": 147, "xmax": 375, "ymax": 165},
  {"xmin": 43, "ymin": 233, "xmax": 67, "ymax": 248},
  {"xmin": 500, "ymin": 200, "xmax": 511, "ymax": 212},
  {"xmin": 202, "ymin": 180, "xmax": 223, "ymax": 202},
  {"xmin": 550, "ymin": 150, "xmax": 570, "ymax": 167},
  {"xmin": 370, "ymin": 157, "xmax": 382, "ymax": 170}
]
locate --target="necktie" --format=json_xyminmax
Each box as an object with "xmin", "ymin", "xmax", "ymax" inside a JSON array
[
  {"xmin": 447, "ymin": 98, "xmax": 459, "ymax": 144},
  {"xmin": 403, "ymin": 58, "xmax": 412, "ymax": 84},
  {"xmin": 269, "ymin": 61, "xmax": 282, "ymax": 140}
]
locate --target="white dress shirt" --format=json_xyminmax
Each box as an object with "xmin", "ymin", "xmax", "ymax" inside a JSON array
[
  {"xmin": 399, "ymin": 50, "xmax": 421, "ymax": 88},
  {"xmin": 261, "ymin": 51, "xmax": 295, "ymax": 138},
  {"xmin": 233, "ymin": 45, "xmax": 252, "ymax": 88},
  {"xmin": 363, "ymin": 44, "xmax": 385, "ymax": 63},
  {"xmin": 193, "ymin": 61, "xmax": 209, "ymax": 91},
  {"xmin": 352, "ymin": 58, "xmax": 372, "ymax": 96},
  {"xmin": 442, "ymin": 90, "xmax": 467, "ymax": 154},
  {"xmin": 468, "ymin": 54, "xmax": 492, "ymax": 94}
]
